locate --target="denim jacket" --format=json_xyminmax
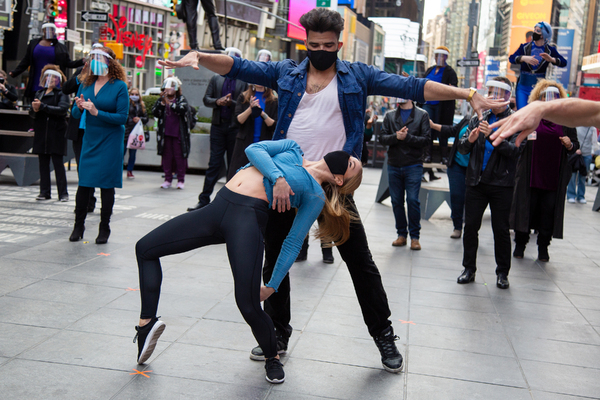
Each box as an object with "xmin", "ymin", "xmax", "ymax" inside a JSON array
[
  {"xmin": 226, "ymin": 57, "xmax": 428, "ymax": 158},
  {"xmin": 243, "ymin": 139, "xmax": 325, "ymax": 291}
]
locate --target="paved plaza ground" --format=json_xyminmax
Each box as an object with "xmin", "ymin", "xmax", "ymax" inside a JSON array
[{"xmin": 0, "ymin": 166, "xmax": 599, "ymax": 400}]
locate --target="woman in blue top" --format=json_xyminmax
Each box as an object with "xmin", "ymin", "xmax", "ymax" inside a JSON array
[
  {"xmin": 132, "ymin": 139, "xmax": 362, "ymax": 384},
  {"xmin": 509, "ymin": 22, "xmax": 567, "ymax": 109},
  {"xmin": 69, "ymin": 47, "xmax": 129, "ymax": 244}
]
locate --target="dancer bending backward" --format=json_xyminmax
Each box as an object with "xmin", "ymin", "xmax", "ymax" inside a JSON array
[
  {"xmin": 133, "ymin": 139, "xmax": 362, "ymax": 384},
  {"xmin": 159, "ymin": 7, "xmax": 505, "ymax": 373},
  {"xmin": 509, "ymin": 22, "xmax": 566, "ymax": 109}
]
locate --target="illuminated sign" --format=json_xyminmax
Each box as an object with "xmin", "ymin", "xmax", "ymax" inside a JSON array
[
  {"xmin": 369, "ymin": 17, "xmax": 419, "ymax": 60},
  {"xmin": 105, "ymin": 15, "xmax": 154, "ymax": 64},
  {"xmin": 508, "ymin": 0, "xmax": 552, "ymax": 61},
  {"xmin": 288, "ymin": 0, "xmax": 314, "ymax": 41}
]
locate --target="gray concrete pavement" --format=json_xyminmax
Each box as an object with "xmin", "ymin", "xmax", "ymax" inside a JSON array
[{"xmin": 0, "ymin": 166, "xmax": 599, "ymax": 399}]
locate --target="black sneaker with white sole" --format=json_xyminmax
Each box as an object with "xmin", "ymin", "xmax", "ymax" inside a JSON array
[
  {"xmin": 373, "ymin": 326, "xmax": 404, "ymax": 373},
  {"xmin": 265, "ymin": 357, "xmax": 285, "ymax": 384},
  {"xmin": 133, "ymin": 317, "xmax": 166, "ymax": 364},
  {"xmin": 250, "ymin": 339, "xmax": 288, "ymax": 361}
]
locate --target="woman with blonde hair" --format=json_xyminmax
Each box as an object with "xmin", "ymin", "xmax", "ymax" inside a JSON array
[
  {"xmin": 133, "ymin": 139, "xmax": 362, "ymax": 384},
  {"xmin": 69, "ymin": 47, "xmax": 129, "ymax": 244},
  {"xmin": 30, "ymin": 64, "xmax": 70, "ymax": 201},
  {"xmin": 511, "ymin": 80, "xmax": 579, "ymax": 261}
]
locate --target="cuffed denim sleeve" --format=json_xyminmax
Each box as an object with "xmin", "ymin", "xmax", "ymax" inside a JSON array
[
  {"xmin": 226, "ymin": 57, "xmax": 294, "ymax": 92},
  {"xmin": 363, "ymin": 64, "xmax": 428, "ymax": 104}
]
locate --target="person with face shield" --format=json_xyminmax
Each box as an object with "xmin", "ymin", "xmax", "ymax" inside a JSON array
[
  {"xmin": 9, "ymin": 23, "xmax": 84, "ymax": 103},
  {"xmin": 422, "ymin": 46, "xmax": 458, "ymax": 167},
  {"xmin": 456, "ymin": 77, "xmax": 525, "ymax": 290},
  {"xmin": 69, "ymin": 47, "xmax": 129, "ymax": 245},
  {"xmin": 187, "ymin": 48, "xmax": 247, "ymax": 210},
  {"xmin": 509, "ymin": 21, "xmax": 567, "ymax": 109},
  {"xmin": 379, "ymin": 98, "xmax": 431, "ymax": 251},
  {"xmin": 510, "ymin": 80, "xmax": 578, "ymax": 262},
  {"xmin": 152, "ymin": 77, "xmax": 191, "ymax": 189},
  {"xmin": 30, "ymin": 65, "xmax": 70, "ymax": 201}
]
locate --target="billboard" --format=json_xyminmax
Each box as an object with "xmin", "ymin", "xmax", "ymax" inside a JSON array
[
  {"xmin": 368, "ymin": 17, "xmax": 419, "ymax": 60},
  {"xmin": 554, "ymin": 28, "xmax": 574, "ymax": 89},
  {"xmin": 288, "ymin": 0, "xmax": 315, "ymax": 41},
  {"xmin": 508, "ymin": 0, "xmax": 553, "ymax": 60}
]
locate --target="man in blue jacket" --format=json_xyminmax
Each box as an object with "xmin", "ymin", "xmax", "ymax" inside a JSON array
[{"xmin": 161, "ymin": 7, "xmax": 504, "ymax": 373}]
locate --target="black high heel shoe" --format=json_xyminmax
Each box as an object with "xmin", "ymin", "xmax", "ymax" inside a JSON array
[
  {"xmin": 69, "ymin": 225, "xmax": 85, "ymax": 242},
  {"xmin": 95, "ymin": 223, "xmax": 111, "ymax": 244}
]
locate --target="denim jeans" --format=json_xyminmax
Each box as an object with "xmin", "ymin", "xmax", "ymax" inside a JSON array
[
  {"xmin": 567, "ymin": 155, "xmax": 592, "ymax": 201},
  {"xmin": 124, "ymin": 147, "xmax": 137, "ymax": 172},
  {"xmin": 387, "ymin": 164, "xmax": 423, "ymax": 239},
  {"xmin": 447, "ymin": 163, "xmax": 467, "ymax": 231}
]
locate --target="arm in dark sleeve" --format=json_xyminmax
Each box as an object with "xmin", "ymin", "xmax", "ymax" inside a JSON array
[
  {"xmin": 378, "ymin": 113, "xmax": 399, "ymax": 146},
  {"xmin": 170, "ymin": 96, "xmax": 188, "ymax": 116},
  {"xmin": 203, "ymin": 76, "xmax": 219, "ymax": 108},
  {"xmin": 448, "ymin": 68, "xmax": 458, "ymax": 87},
  {"xmin": 152, "ymin": 99, "xmax": 165, "ymax": 118},
  {"xmin": 10, "ymin": 42, "xmax": 33, "ymax": 77},
  {"xmin": 457, "ymin": 117, "xmax": 480, "ymax": 154},
  {"xmin": 487, "ymin": 132, "xmax": 523, "ymax": 157},
  {"xmin": 39, "ymin": 92, "xmax": 70, "ymax": 116},
  {"xmin": 233, "ymin": 92, "xmax": 246, "ymax": 126},
  {"xmin": 365, "ymin": 64, "xmax": 428, "ymax": 104},
  {"xmin": 62, "ymin": 67, "xmax": 83, "ymax": 95},
  {"xmin": 509, "ymin": 44, "xmax": 525, "ymax": 64},
  {"xmin": 550, "ymin": 46, "xmax": 567, "ymax": 68},
  {"xmin": 440, "ymin": 116, "xmax": 469, "ymax": 141},
  {"xmin": 140, "ymin": 108, "xmax": 149, "ymax": 125},
  {"xmin": 404, "ymin": 113, "xmax": 431, "ymax": 148},
  {"xmin": 4, "ymin": 85, "xmax": 19, "ymax": 101},
  {"xmin": 226, "ymin": 57, "xmax": 284, "ymax": 92},
  {"xmin": 564, "ymin": 126, "xmax": 579, "ymax": 154}
]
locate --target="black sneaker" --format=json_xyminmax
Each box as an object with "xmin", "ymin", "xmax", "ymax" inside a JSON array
[
  {"xmin": 250, "ymin": 339, "xmax": 288, "ymax": 361},
  {"xmin": 133, "ymin": 317, "xmax": 166, "ymax": 364},
  {"xmin": 373, "ymin": 326, "xmax": 404, "ymax": 373},
  {"xmin": 265, "ymin": 357, "xmax": 285, "ymax": 384}
]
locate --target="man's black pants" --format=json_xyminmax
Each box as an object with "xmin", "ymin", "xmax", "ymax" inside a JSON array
[
  {"xmin": 198, "ymin": 122, "xmax": 237, "ymax": 206},
  {"xmin": 262, "ymin": 195, "xmax": 392, "ymax": 340}
]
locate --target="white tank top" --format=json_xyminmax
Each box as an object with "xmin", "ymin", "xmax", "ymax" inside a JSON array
[{"xmin": 287, "ymin": 76, "xmax": 346, "ymax": 161}]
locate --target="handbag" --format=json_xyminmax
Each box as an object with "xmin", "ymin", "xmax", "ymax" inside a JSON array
[
  {"xmin": 127, "ymin": 121, "xmax": 146, "ymax": 150},
  {"xmin": 568, "ymin": 152, "xmax": 587, "ymax": 176}
]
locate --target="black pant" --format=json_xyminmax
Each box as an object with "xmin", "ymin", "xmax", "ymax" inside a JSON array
[
  {"xmin": 263, "ymin": 195, "xmax": 392, "ymax": 339},
  {"xmin": 136, "ymin": 187, "xmax": 277, "ymax": 358},
  {"xmin": 38, "ymin": 154, "xmax": 68, "ymax": 199},
  {"xmin": 515, "ymin": 187, "xmax": 557, "ymax": 247},
  {"xmin": 462, "ymin": 183, "xmax": 513, "ymax": 276},
  {"xmin": 198, "ymin": 122, "xmax": 237, "ymax": 206}
]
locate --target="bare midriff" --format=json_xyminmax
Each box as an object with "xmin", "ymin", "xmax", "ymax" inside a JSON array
[{"xmin": 225, "ymin": 166, "xmax": 269, "ymax": 203}]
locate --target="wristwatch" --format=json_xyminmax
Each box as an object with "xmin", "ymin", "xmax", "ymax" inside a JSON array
[{"xmin": 466, "ymin": 87, "xmax": 477, "ymax": 102}]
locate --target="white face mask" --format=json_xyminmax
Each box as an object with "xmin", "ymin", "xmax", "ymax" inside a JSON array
[{"xmin": 130, "ymin": 95, "xmax": 140, "ymax": 102}]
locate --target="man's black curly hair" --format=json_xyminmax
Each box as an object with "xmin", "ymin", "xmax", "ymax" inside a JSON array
[{"xmin": 299, "ymin": 8, "xmax": 345, "ymax": 38}]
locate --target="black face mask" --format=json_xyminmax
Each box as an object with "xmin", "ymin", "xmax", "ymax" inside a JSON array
[
  {"xmin": 307, "ymin": 49, "xmax": 338, "ymax": 71},
  {"xmin": 532, "ymin": 32, "xmax": 542, "ymax": 41},
  {"xmin": 324, "ymin": 151, "xmax": 350, "ymax": 176},
  {"xmin": 0, "ymin": 77, "xmax": 4, "ymax": 84}
]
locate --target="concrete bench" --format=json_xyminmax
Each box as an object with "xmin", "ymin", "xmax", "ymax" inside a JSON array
[{"xmin": 0, "ymin": 152, "xmax": 40, "ymax": 186}]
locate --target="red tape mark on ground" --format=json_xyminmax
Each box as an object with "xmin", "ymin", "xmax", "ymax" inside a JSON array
[
  {"xmin": 126, "ymin": 288, "xmax": 140, "ymax": 291},
  {"xmin": 398, "ymin": 319, "xmax": 416, "ymax": 325},
  {"xmin": 130, "ymin": 369, "xmax": 152, "ymax": 378},
  {"xmin": 97, "ymin": 253, "xmax": 110, "ymax": 256}
]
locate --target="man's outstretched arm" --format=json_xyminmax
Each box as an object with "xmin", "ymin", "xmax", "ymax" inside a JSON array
[
  {"xmin": 489, "ymin": 98, "xmax": 600, "ymax": 146},
  {"xmin": 423, "ymin": 81, "xmax": 507, "ymax": 120},
  {"xmin": 159, "ymin": 51, "xmax": 234, "ymax": 75}
]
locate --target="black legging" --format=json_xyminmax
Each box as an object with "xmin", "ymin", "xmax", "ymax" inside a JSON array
[{"xmin": 135, "ymin": 187, "xmax": 277, "ymax": 359}]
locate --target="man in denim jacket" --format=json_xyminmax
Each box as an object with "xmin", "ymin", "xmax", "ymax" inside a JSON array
[{"xmin": 161, "ymin": 8, "xmax": 504, "ymax": 373}]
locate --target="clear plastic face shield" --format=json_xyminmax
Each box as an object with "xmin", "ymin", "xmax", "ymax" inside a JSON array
[
  {"xmin": 434, "ymin": 49, "xmax": 449, "ymax": 66},
  {"xmin": 256, "ymin": 49, "xmax": 272, "ymax": 62},
  {"xmin": 89, "ymin": 50, "xmax": 112, "ymax": 77},
  {"xmin": 41, "ymin": 23, "xmax": 57, "ymax": 40},
  {"xmin": 224, "ymin": 47, "xmax": 242, "ymax": 58},
  {"xmin": 486, "ymin": 80, "xmax": 512, "ymax": 101},
  {"xmin": 162, "ymin": 78, "xmax": 179, "ymax": 97},
  {"xmin": 43, "ymin": 70, "xmax": 62, "ymax": 88},
  {"xmin": 540, "ymin": 86, "xmax": 560, "ymax": 101},
  {"xmin": 397, "ymin": 98, "xmax": 408, "ymax": 104}
]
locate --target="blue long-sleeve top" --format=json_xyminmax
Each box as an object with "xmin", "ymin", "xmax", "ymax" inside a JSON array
[
  {"xmin": 225, "ymin": 57, "xmax": 428, "ymax": 159},
  {"xmin": 509, "ymin": 42, "xmax": 567, "ymax": 76},
  {"xmin": 243, "ymin": 139, "xmax": 325, "ymax": 291}
]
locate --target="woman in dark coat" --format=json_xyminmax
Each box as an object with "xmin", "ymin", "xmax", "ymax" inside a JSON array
[
  {"xmin": 511, "ymin": 80, "xmax": 579, "ymax": 262},
  {"xmin": 30, "ymin": 65, "xmax": 70, "ymax": 201},
  {"xmin": 227, "ymin": 84, "xmax": 277, "ymax": 180},
  {"xmin": 9, "ymin": 23, "xmax": 84, "ymax": 102},
  {"xmin": 152, "ymin": 78, "xmax": 191, "ymax": 189},
  {"xmin": 124, "ymin": 87, "xmax": 149, "ymax": 179}
]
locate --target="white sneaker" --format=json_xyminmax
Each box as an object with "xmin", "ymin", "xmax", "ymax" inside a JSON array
[
  {"xmin": 176, "ymin": 182, "xmax": 185, "ymax": 190},
  {"xmin": 160, "ymin": 181, "xmax": 171, "ymax": 189},
  {"xmin": 567, "ymin": 198, "xmax": 576, "ymax": 203},
  {"xmin": 578, "ymin": 198, "xmax": 587, "ymax": 204}
]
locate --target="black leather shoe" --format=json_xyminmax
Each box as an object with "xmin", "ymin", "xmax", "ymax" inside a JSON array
[
  {"xmin": 496, "ymin": 274, "xmax": 510, "ymax": 289},
  {"xmin": 457, "ymin": 269, "xmax": 476, "ymax": 284},
  {"xmin": 187, "ymin": 202, "xmax": 207, "ymax": 212}
]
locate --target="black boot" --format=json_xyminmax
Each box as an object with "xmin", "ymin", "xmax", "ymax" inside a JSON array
[
  {"xmin": 208, "ymin": 16, "xmax": 224, "ymax": 50},
  {"xmin": 322, "ymin": 245, "xmax": 334, "ymax": 264},
  {"xmin": 96, "ymin": 208, "xmax": 111, "ymax": 244},
  {"xmin": 69, "ymin": 206, "xmax": 87, "ymax": 242}
]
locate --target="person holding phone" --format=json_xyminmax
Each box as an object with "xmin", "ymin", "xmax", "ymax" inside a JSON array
[{"xmin": 0, "ymin": 70, "xmax": 18, "ymax": 109}]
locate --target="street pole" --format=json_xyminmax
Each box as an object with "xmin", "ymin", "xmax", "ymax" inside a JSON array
[{"xmin": 464, "ymin": 0, "xmax": 479, "ymax": 87}]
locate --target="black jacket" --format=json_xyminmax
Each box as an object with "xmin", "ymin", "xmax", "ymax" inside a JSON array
[
  {"xmin": 227, "ymin": 93, "xmax": 278, "ymax": 180},
  {"xmin": 10, "ymin": 38, "xmax": 84, "ymax": 101},
  {"xmin": 125, "ymin": 101, "xmax": 149, "ymax": 137},
  {"xmin": 440, "ymin": 115, "xmax": 470, "ymax": 167},
  {"xmin": 458, "ymin": 108, "xmax": 524, "ymax": 187},
  {"xmin": 30, "ymin": 88, "xmax": 70, "ymax": 155},
  {"xmin": 0, "ymin": 82, "xmax": 18, "ymax": 109},
  {"xmin": 423, "ymin": 65, "xmax": 458, "ymax": 125},
  {"xmin": 153, "ymin": 95, "xmax": 191, "ymax": 159},
  {"xmin": 203, "ymin": 75, "xmax": 247, "ymax": 126},
  {"xmin": 510, "ymin": 124, "xmax": 578, "ymax": 239},
  {"xmin": 379, "ymin": 105, "xmax": 431, "ymax": 168},
  {"xmin": 62, "ymin": 66, "xmax": 84, "ymax": 141}
]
